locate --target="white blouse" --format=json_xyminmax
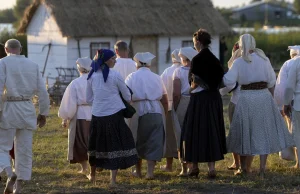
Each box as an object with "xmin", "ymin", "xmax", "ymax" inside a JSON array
[
  {"xmin": 274, "ymin": 58, "xmax": 295, "ymax": 110},
  {"xmin": 173, "ymin": 66, "xmax": 191, "ymax": 96},
  {"xmin": 86, "ymin": 69, "xmax": 131, "ymax": 117},
  {"xmin": 223, "ymin": 53, "xmax": 276, "ymax": 89},
  {"xmin": 126, "ymin": 67, "xmax": 167, "ymax": 116},
  {"xmin": 284, "ymin": 57, "xmax": 300, "ymax": 111},
  {"xmin": 161, "ymin": 63, "xmax": 181, "ymax": 110},
  {"xmin": 59, "ymin": 74, "xmax": 92, "ymax": 120},
  {"xmin": 113, "ymin": 58, "xmax": 137, "ymax": 80}
]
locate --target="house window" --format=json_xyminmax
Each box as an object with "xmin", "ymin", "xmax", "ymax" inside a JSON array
[
  {"xmin": 90, "ymin": 42, "xmax": 110, "ymax": 58},
  {"xmin": 182, "ymin": 40, "xmax": 194, "ymax": 48}
]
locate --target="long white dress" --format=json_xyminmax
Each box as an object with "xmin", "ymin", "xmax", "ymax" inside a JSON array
[{"xmin": 223, "ymin": 53, "xmax": 294, "ymax": 155}]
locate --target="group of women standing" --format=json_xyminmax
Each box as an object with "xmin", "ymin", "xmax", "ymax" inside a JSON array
[{"xmin": 58, "ymin": 28, "xmax": 294, "ymax": 186}]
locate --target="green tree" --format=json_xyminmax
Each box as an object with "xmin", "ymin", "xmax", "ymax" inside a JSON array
[
  {"xmin": 250, "ymin": 0, "xmax": 262, "ymax": 3},
  {"xmin": 0, "ymin": 9, "xmax": 17, "ymax": 23},
  {"xmin": 13, "ymin": 0, "xmax": 32, "ymax": 20},
  {"xmin": 295, "ymin": 0, "xmax": 300, "ymax": 14}
]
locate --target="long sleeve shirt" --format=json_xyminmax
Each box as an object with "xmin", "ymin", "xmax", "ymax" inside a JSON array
[
  {"xmin": 274, "ymin": 58, "xmax": 295, "ymax": 110},
  {"xmin": 86, "ymin": 69, "xmax": 130, "ymax": 117},
  {"xmin": 58, "ymin": 74, "xmax": 92, "ymax": 120},
  {"xmin": 223, "ymin": 53, "xmax": 276, "ymax": 90},
  {"xmin": 172, "ymin": 66, "xmax": 191, "ymax": 96},
  {"xmin": 126, "ymin": 67, "xmax": 167, "ymax": 116},
  {"xmin": 0, "ymin": 55, "xmax": 50, "ymax": 130},
  {"xmin": 284, "ymin": 57, "xmax": 300, "ymax": 111},
  {"xmin": 113, "ymin": 58, "xmax": 137, "ymax": 80}
]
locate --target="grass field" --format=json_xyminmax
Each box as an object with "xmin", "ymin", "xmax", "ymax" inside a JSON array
[{"xmin": 1, "ymin": 99, "xmax": 300, "ymax": 194}]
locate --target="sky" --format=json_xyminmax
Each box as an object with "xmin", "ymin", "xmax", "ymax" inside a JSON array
[
  {"xmin": 0, "ymin": 0, "xmax": 295, "ymax": 10},
  {"xmin": 211, "ymin": 0, "xmax": 294, "ymax": 8}
]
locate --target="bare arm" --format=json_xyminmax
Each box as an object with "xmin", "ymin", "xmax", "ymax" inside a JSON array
[
  {"xmin": 160, "ymin": 94, "xmax": 168, "ymax": 116},
  {"xmin": 173, "ymin": 78, "xmax": 181, "ymax": 111}
]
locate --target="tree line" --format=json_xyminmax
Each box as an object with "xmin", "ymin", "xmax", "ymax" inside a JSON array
[{"xmin": 0, "ymin": 0, "xmax": 32, "ymax": 25}]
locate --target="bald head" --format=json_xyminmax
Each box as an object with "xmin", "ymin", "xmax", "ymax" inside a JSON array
[{"xmin": 5, "ymin": 39, "xmax": 22, "ymax": 55}]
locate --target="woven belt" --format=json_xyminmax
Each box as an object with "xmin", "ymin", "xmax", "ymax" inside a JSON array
[
  {"xmin": 6, "ymin": 96, "xmax": 31, "ymax": 102},
  {"xmin": 241, "ymin": 82, "xmax": 268, "ymax": 90}
]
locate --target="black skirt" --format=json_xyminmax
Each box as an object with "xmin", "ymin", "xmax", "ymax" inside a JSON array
[
  {"xmin": 88, "ymin": 110, "xmax": 138, "ymax": 170},
  {"xmin": 180, "ymin": 90, "xmax": 227, "ymax": 163}
]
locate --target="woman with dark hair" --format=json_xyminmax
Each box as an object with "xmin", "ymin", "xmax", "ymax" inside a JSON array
[
  {"xmin": 180, "ymin": 29, "xmax": 227, "ymax": 179},
  {"xmin": 86, "ymin": 49, "xmax": 138, "ymax": 185}
]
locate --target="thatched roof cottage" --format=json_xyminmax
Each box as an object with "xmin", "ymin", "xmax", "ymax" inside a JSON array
[{"xmin": 18, "ymin": 0, "xmax": 231, "ymax": 86}]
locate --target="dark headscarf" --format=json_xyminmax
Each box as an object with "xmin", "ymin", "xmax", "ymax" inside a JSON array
[{"xmin": 87, "ymin": 49, "xmax": 115, "ymax": 81}]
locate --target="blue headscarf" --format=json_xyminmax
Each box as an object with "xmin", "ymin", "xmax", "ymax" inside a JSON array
[{"xmin": 87, "ymin": 49, "xmax": 115, "ymax": 81}]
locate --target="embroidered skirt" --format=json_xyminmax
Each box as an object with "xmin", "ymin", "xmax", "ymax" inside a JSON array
[
  {"xmin": 88, "ymin": 111, "xmax": 138, "ymax": 170},
  {"xmin": 227, "ymin": 89, "xmax": 294, "ymax": 155},
  {"xmin": 180, "ymin": 90, "xmax": 227, "ymax": 163}
]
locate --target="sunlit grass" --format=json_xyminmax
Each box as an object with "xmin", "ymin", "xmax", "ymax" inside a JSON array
[{"xmin": 1, "ymin": 97, "xmax": 300, "ymax": 193}]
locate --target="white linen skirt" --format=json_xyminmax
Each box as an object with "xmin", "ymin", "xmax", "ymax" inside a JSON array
[{"xmin": 227, "ymin": 89, "xmax": 294, "ymax": 155}]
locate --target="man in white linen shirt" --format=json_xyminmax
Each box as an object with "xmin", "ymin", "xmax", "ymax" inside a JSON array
[
  {"xmin": 113, "ymin": 40, "xmax": 137, "ymax": 80},
  {"xmin": 0, "ymin": 39, "xmax": 50, "ymax": 193},
  {"xmin": 160, "ymin": 49, "xmax": 181, "ymax": 172},
  {"xmin": 126, "ymin": 52, "xmax": 168, "ymax": 179},
  {"xmin": 284, "ymin": 46, "xmax": 300, "ymax": 168}
]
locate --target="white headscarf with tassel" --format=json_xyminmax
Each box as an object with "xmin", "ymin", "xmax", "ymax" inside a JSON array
[{"xmin": 239, "ymin": 34, "xmax": 268, "ymax": 63}]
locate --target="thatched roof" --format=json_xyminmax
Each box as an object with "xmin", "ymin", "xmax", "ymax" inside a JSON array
[{"xmin": 18, "ymin": 0, "xmax": 231, "ymax": 37}]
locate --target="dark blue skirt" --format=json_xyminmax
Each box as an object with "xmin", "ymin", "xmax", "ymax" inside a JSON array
[
  {"xmin": 88, "ymin": 110, "xmax": 138, "ymax": 170},
  {"xmin": 180, "ymin": 90, "xmax": 227, "ymax": 163}
]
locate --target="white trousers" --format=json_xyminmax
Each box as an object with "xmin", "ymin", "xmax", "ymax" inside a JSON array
[{"xmin": 0, "ymin": 128, "xmax": 33, "ymax": 180}]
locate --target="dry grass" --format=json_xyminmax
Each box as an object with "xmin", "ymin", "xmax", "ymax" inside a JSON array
[{"xmin": 1, "ymin": 97, "xmax": 300, "ymax": 194}]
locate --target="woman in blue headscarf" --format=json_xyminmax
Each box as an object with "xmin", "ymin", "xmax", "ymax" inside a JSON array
[{"xmin": 86, "ymin": 49, "xmax": 138, "ymax": 185}]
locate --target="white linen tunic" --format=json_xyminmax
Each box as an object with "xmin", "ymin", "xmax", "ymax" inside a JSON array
[
  {"xmin": 58, "ymin": 74, "xmax": 91, "ymax": 120},
  {"xmin": 275, "ymin": 58, "xmax": 296, "ymax": 110},
  {"xmin": 125, "ymin": 67, "xmax": 167, "ymax": 116},
  {"xmin": 0, "ymin": 55, "xmax": 50, "ymax": 130},
  {"xmin": 113, "ymin": 58, "xmax": 137, "ymax": 80},
  {"xmin": 86, "ymin": 69, "xmax": 131, "ymax": 117},
  {"xmin": 161, "ymin": 63, "xmax": 181, "ymax": 110},
  {"xmin": 223, "ymin": 53, "xmax": 276, "ymax": 89},
  {"xmin": 173, "ymin": 66, "xmax": 191, "ymax": 96},
  {"xmin": 284, "ymin": 57, "xmax": 300, "ymax": 111},
  {"xmin": 0, "ymin": 54, "xmax": 49, "ymax": 180}
]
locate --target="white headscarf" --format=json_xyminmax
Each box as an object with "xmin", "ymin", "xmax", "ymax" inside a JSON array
[
  {"xmin": 239, "ymin": 34, "xmax": 268, "ymax": 63},
  {"xmin": 288, "ymin": 45, "xmax": 300, "ymax": 56},
  {"xmin": 134, "ymin": 52, "xmax": 156, "ymax": 66},
  {"xmin": 76, "ymin": 57, "xmax": 92, "ymax": 71},
  {"xmin": 178, "ymin": 47, "xmax": 198, "ymax": 61},
  {"xmin": 171, "ymin": 49, "xmax": 181, "ymax": 63}
]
